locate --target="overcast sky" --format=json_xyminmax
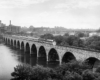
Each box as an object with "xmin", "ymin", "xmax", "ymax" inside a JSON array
[{"xmin": 0, "ymin": 0, "xmax": 100, "ymax": 29}]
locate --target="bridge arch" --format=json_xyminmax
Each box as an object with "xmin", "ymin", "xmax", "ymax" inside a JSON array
[
  {"xmin": 21, "ymin": 41, "xmax": 24, "ymax": 51},
  {"xmin": 62, "ymin": 52, "xmax": 76, "ymax": 63},
  {"xmin": 25, "ymin": 42, "xmax": 30, "ymax": 54},
  {"xmin": 38, "ymin": 46, "xmax": 46, "ymax": 58},
  {"xmin": 8, "ymin": 39, "xmax": 10, "ymax": 45},
  {"xmin": 48, "ymin": 48, "xmax": 59, "ymax": 62},
  {"xmin": 14, "ymin": 40, "xmax": 16, "ymax": 47},
  {"xmin": 84, "ymin": 57, "xmax": 100, "ymax": 68},
  {"xmin": 31, "ymin": 44, "xmax": 37, "ymax": 55},
  {"xmin": 6, "ymin": 38, "xmax": 7, "ymax": 44},
  {"xmin": 30, "ymin": 44, "xmax": 37, "ymax": 65},
  {"xmin": 3, "ymin": 38, "xmax": 5, "ymax": 42},
  {"xmin": 11, "ymin": 39, "xmax": 13, "ymax": 46},
  {"xmin": 17, "ymin": 41, "xmax": 20, "ymax": 49},
  {"xmin": 38, "ymin": 46, "xmax": 47, "ymax": 65}
]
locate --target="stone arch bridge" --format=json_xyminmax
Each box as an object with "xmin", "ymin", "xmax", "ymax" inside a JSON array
[{"xmin": 3, "ymin": 35, "xmax": 100, "ymax": 67}]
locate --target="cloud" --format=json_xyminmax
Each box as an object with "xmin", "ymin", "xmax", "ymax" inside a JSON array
[
  {"xmin": 0, "ymin": 0, "xmax": 49, "ymax": 8},
  {"xmin": 55, "ymin": 0, "xmax": 100, "ymax": 9}
]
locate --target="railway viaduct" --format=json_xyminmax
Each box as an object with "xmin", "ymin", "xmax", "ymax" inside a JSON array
[{"xmin": 3, "ymin": 35, "xmax": 100, "ymax": 67}]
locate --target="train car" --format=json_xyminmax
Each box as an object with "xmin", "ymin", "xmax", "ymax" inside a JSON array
[
  {"xmin": 12, "ymin": 35, "xmax": 56, "ymax": 45},
  {"xmin": 38, "ymin": 38, "xmax": 56, "ymax": 45}
]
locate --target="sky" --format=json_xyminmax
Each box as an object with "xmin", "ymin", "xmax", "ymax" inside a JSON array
[{"xmin": 0, "ymin": 0, "xmax": 100, "ymax": 29}]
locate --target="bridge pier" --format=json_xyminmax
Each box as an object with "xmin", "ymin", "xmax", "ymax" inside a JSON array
[{"xmin": 59, "ymin": 59, "xmax": 62, "ymax": 65}]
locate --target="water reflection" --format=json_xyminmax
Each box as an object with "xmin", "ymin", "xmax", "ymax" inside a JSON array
[
  {"xmin": 0, "ymin": 44, "xmax": 60, "ymax": 80},
  {"xmin": 12, "ymin": 47, "xmax": 60, "ymax": 68},
  {"xmin": 30, "ymin": 54, "xmax": 37, "ymax": 66},
  {"xmin": 38, "ymin": 57, "xmax": 47, "ymax": 67},
  {"xmin": 17, "ymin": 50, "xmax": 59, "ymax": 68},
  {"xmin": 0, "ymin": 44, "xmax": 19, "ymax": 80}
]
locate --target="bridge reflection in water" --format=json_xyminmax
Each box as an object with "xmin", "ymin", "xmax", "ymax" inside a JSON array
[{"xmin": 12, "ymin": 47, "xmax": 59, "ymax": 68}]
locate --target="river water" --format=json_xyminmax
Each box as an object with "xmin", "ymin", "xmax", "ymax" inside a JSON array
[
  {"xmin": 0, "ymin": 43, "xmax": 59, "ymax": 80},
  {"xmin": 0, "ymin": 44, "xmax": 19, "ymax": 80}
]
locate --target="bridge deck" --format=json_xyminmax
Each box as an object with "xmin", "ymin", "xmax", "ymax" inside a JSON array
[{"xmin": 4, "ymin": 35, "xmax": 100, "ymax": 53}]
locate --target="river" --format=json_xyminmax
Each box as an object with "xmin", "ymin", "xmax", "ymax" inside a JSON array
[
  {"xmin": 0, "ymin": 43, "xmax": 59, "ymax": 80},
  {"xmin": 0, "ymin": 44, "xmax": 19, "ymax": 80}
]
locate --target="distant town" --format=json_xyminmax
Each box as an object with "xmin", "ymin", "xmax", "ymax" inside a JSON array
[{"xmin": 0, "ymin": 20, "xmax": 100, "ymax": 38}]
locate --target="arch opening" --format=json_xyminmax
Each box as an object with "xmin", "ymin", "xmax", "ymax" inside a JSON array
[
  {"xmin": 25, "ymin": 43, "xmax": 30, "ymax": 64},
  {"xmin": 48, "ymin": 48, "xmax": 59, "ymax": 61},
  {"xmin": 31, "ymin": 44, "xmax": 37, "ymax": 56},
  {"xmin": 3, "ymin": 38, "xmax": 5, "ymax": 42},
  {"xmin": 62, "ymin": 52, "xmax": 76, "ymax": 63},
  {"xmin": 17, "ymin": 41, "xmax": 20, "ymax": 49},
  {"xmin": 25, "ymin": 43, "xmax": 30, "ymax": 54},
  {"xmin": 30, "ymin": 44, "xmax": 37, "ymax": 66},
  {"xmin": 48, "ymin": 48, "xmax": 59, "ymax": 67},
  {"xmin": 38, "ymin": 46, "xmax": 47, "ymax": 66},
  {"xmin": 38, "ymin": 46, "xmax": 46, "ymax": 57},
  {"xmin": 6, "ymin": 38, "xmax": 7, "ymax": 44},
  {"xmin": 21, "ymin": 42, "xmax": 24, "ymax": 51},
  {"xmin": 11, "ymin": 39, "xmax": 13, "ymax": 46},
  {"xmin": 14, "ymin": 40, "xmax": 16, "ymax": 47},
  {"xmin": 84, "ymin": 57, "xmax": 100, "ymax": 68},
  {"xmin": 8, "ymin": 39, "xmax": 10, "ymax": 45}
]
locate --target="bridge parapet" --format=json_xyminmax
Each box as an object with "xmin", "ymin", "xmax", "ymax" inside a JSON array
[{"xmin": 3, "ymin": 35, "xmax": 100, "ymax": 55}]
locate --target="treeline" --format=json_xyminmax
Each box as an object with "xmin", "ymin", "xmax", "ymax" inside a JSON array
[
  {"xmin": 40, "ymin": 33, "xmax": 100, "ymax": 51},
  {"xmin": 11, "ymin": 61, "xmax": 100, "ymax": 80}
]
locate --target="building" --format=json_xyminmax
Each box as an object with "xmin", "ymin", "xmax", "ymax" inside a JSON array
[
  {"xmin": 6, "ymin": 20, "xmax": 21, "ymax": 34},
  {"xmin": 89, "ymin": 32, "xmax": 100, "ymax": 37},
  {"xmin": 0, "ymin": 20, "xmax": 6, "ymax": 33}
]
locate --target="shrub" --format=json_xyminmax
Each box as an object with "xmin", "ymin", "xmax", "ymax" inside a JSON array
[
  {"xmin": 30, "ymin": 65, "xmax": 57, "ymax": 80},
  {"xmin": 11, "ymin": 61, "xmax": 100, "ymax": 80},
  {"xmin": 63, "ymin": 71, "xmax": 83, "ymax": 80},
  {"xmin": 11, "ymin": 64, "xmax": 32, "ymax": 80},
  {"xmin": 95, "ymin": 66, "xmax": 100, "ymax": 73},
  {"xmin": 82, "ymin": 69, "xmax": 99, "ymax": 80},
  {"xmin": 56, "ymin": 61, "xmax": 90, "ymax": 75}
]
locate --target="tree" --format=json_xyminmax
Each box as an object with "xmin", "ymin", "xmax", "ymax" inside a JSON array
[
  {"xmin": 56, "ymin": 61, "xmax": 90, "ymax": 76},
  {"xmin": 77, "ymin": 32, "xmax": 85, "ymax": 37},
  {"xmin": 11, "ymin": 64, "xmax": 32, "ymax": 80},
  {"xmin": 63, "ymin": 71, "xmax": 82, "ymax": 80},
  {"xmin": 82, "ymin": 70, "xmax": 99, "ymax": 80},
  {"xmin": 63, "ymin": 35, "xmax": 83, "ymax": 47},
  {"xmin": 63, "ymin": 33, "xmax": 69, "ymax": 37},
  {"xmin": 31, "ymin": 65, "xmax": 57, "ymax": 80},
  {"xmin": 85, "ymin": 36, "xmax": 100, "ymax": 50},
  {"xmin": 95, "ymin": 66, "xmax": 100, "ymax": 73},
  {"xmin": 11, "ymin": 61, "xmax": 100, "ymax": 80},
  {"xmin": 40, "ymin": 33, "xmax": 54, "ymax": 39},
  {"xmin": 54, "ymin": 35, "xmax": 64, "ymax": 45},
  {"xmin": 11, "ymin": 64, "xmax": 58, "ymax": 80}
]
